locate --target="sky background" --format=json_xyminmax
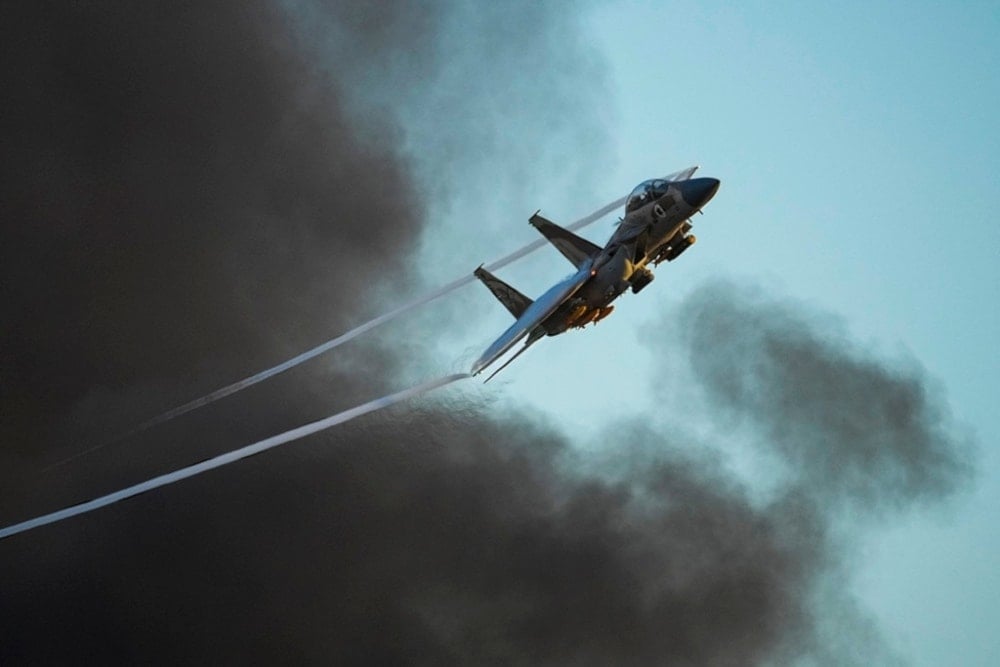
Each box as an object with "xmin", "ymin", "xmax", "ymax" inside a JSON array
[
  {"xmin": 1, "ymin": 1, "xmax": 997, "ymax": 664},
  {"xmin": 598, "ymin": 5, "xmax": 1000, "ymax": 664},
  {"xmin": 418, "ymin": 2, "xmax": 999, "ymax": 663}
]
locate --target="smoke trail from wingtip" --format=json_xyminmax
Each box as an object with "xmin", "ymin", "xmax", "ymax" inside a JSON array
[
  {"xmin": 7, "ymin": 373, "xmax": 470, "ymax": 540},
  {"xmin": 46, "ymin": 196, "xmax": 628, "ymax": 471}
]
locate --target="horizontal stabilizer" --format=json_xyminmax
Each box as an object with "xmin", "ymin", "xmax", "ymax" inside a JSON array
[
  {"xmin": 471, "ymin": 259, "xmax": 593, "ymax": 376},
  {"xmin": 529, "ymin": 212, "xmax": 602, "ymax": 269},
  {"xmin": 474, "ymin": 266, "xmax": 533, "ymax": 319}
]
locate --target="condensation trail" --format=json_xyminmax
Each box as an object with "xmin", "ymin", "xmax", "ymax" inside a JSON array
[
  {"xmin": 4, "ymin": 374, "xmax": 470, "ymax": 540},
  {"xmin": 47, "ymin": 196, "xmax": 628, "ymax": 470}
]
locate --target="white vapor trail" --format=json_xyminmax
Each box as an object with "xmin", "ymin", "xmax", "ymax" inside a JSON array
[
  {"xmin": 47, "ymin": 195, "xmax": 626, "ymax": 468},
  {"xmin": 4, "ymin": 373, "xmax": 470, "ymax": 540}
]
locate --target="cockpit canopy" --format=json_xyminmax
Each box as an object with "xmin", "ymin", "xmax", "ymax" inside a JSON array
[{"xmin": 625, "ymin": 179, "xmax": 671, "ymax": 213}]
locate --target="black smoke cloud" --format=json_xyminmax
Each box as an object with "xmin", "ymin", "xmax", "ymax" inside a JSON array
[
  {"xmin": 673, "ymin": 281, "xmax": 974, "ymax": 512},
  {"xmin": 0, "ymin": 2, "xmax": 972, "ymax": 665},
  {"xmin": 1, "ymin": 1, "xmax": 423, "ymax": 450}
]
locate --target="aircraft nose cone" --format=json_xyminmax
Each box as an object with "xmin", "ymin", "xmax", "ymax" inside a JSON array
[{"xmin": 679, "ymin": 177, "xmax": 720, "ymax": 209}]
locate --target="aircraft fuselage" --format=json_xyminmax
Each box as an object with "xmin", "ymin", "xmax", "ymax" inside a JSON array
[
  {"xmin": 545, "ymin": 177, "xmax": 719, "ymax": 332},
  {"xmin": 470, "ymin": 171, "xmax": 720, "ymax": 379}
]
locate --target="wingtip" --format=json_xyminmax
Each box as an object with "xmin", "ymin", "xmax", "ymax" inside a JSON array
[{"xmin": 469, "ymin": 356, "xmax": 487, "ymax": 376}]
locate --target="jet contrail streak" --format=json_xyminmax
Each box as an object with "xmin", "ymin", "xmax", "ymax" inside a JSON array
[
  {"xmin": 47, "ymin": 196, "xmax": 626, "ymax": 469},
  {"xmin": 5, "ymin": 373, "xmax": 470, "ymax": 540}
]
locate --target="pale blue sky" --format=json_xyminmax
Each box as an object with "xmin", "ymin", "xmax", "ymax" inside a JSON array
[
  {"xmin": 599, "ymin": 3, "xmax": 1000, "ymax": 664},
  {"xmin": 418, "ymin": 2, "xmax": 999, "ymax": 664}
]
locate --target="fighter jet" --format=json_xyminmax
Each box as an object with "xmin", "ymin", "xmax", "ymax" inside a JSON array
[{"xmin": 471, "ymin": 166, "xmax": 720, "ymax": 380}]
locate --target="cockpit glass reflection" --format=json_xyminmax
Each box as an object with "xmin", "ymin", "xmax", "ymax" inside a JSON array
[{"xmin": 625, "ymin": 179, "xmax": 671, "ymax": 213}]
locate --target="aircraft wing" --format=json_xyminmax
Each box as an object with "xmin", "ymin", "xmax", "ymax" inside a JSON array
[
  {"xmin": 471, "ymin": 259, "xmax": 593, "ymax": 376},
  {"xmin": 664, "ymin": 165, "xmax": 699, "ymax": 182}
]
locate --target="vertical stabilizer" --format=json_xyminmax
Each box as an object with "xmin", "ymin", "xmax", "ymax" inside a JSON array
[
  {"xmin": 474, "ymin": 266, "xmax": 533, "ymax": 319},
  {"xmin": 529, "ymin": 212, "xmax": 602, "ymax": 269}
]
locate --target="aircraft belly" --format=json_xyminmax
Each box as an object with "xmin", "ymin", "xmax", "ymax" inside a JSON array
[
  {"xmin": 637, "ymin": 218, "xmax": 690, "ymax": 265},
  {"xmin": 579, "ymin": 247, "xmax": 633, "ymax": 308}
]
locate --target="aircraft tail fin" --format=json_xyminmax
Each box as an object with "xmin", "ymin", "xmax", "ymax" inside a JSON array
[
  {"xmin": 529, "ymin": 212, "xmax": 602, "ymax": 269},
  {"xmin": 474, "ymin": 265, "xmax": 533, "ymax": 319}
]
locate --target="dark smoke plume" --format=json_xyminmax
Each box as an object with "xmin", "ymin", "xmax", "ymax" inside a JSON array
[
  {"xmin": 670, "ymin": 281, "xmax": 974, "ymax": 512},
  {"xmin": 0, "ymin": 2, "xmax": 972, "ymax": 665},
  {"xmin": 1, "ymin": 1, "xmax": 422, "ymax": 455}
]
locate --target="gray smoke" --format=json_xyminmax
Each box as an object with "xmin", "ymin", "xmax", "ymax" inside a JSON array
[
  {"xmin": 1, "ymin": 1, "xmax": 425, "ymax": 459},
  {"xmin": 1, "ymin": 374, "xmax": 471, "ymax": 541},
  {"xmin": 670, "ymin": 281, "xmax": 974, "ymax": 513},
  {"xmin": 0, "ymin": 2, "xmax": 972, "ymax": 666}
]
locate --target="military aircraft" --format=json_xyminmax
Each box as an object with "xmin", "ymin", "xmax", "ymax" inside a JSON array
[{"xmin": 471, "ymin": 167, "xmax": 720, "ymax": 380}]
